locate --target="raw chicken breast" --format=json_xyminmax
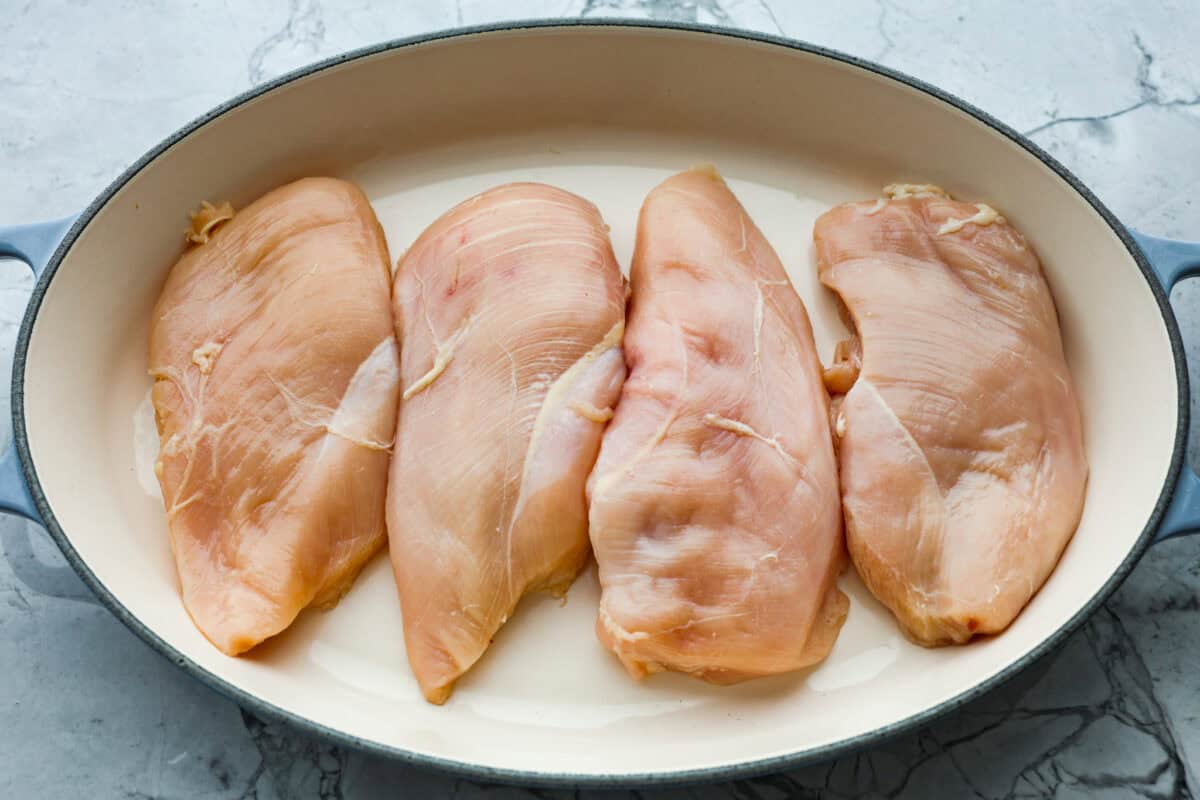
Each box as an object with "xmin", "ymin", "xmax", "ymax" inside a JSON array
[
  {"xmin": 814, "ymin": 184, "xmax": 1088, "ymax": 645},
  {"xmin": 389, "ymin": 183, "xmax": 625, "ymax": 704},
  {"xmin": 588, "ymin": 167, "xmax": 847, "ymax": 684},
  {"xmin": 149, "ymin": 177, "xmax": 399, "ymax": 655}
]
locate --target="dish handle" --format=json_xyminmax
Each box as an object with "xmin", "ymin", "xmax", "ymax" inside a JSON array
[
  {"xmin": 0, "ymin": 215, "xmax": 77, "ymax": 523},
  {"xmin": 1132, "ymin": 230, "xmax": 1200, "ymax": 542}
]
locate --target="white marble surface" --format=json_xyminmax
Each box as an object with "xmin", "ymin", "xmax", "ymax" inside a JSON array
[{"xmin": 2, "ymin": 1, "xmax": 1199, "ymax": 797}]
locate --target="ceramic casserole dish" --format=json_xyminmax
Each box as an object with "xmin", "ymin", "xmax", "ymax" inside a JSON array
[{"xmin": 1, "ymin": 20, "xmax": 1198, "ymax": 787}]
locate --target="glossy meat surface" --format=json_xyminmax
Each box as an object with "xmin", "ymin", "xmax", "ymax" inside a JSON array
[
  {"xmin": 149, "ymin": 177, "xmax": 399, "ymax": 655},
  {"xmin": 588, "ymin": 168, "xmax": 847, "ymax": 683},
  {"xmin": 814, "ymin": 186, "xmax": 1088, "ymax": 645},
  {"xmin": 389, "ymin": 183, "xmax": 626, "ymax": 704}
]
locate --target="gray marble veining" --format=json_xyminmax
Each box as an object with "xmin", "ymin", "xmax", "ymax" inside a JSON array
[{"xmin": 2, "ymin": 1, "xmax": 1199, "ymax": 797}]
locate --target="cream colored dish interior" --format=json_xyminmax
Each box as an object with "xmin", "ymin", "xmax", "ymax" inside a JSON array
[{"xmin": 21, "ymin": 28, "xmax": 1176, "ymax": 778}]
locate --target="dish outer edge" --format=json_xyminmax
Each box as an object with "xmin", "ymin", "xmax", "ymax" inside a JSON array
[{"xmin": 9, "ymin": 17, "xmax": 1189, "ymax": 789}]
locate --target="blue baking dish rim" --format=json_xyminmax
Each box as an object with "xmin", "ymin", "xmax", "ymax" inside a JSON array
[{"xmin": 11, "ymin": 18, "xmax": 1187, "ymax": 789}]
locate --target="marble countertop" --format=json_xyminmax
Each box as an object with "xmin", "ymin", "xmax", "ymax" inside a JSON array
[{"xmin": 3, "ymin": 1, "xmax": 1199, "ymax": 797}]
